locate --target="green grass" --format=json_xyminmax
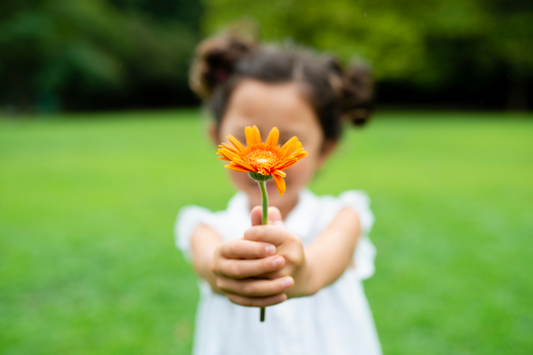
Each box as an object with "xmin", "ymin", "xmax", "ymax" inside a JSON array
[{"xmin": 1, "ymin": 110, "xmax": 532, "ymax": 354}]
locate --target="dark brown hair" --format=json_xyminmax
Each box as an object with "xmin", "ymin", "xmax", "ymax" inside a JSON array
[{"xmin": 190, "ymin": 35, "xmax": 374, "ymax": 142}]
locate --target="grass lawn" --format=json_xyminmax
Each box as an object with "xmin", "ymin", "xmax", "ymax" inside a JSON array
[{"xmin": 1, "ymin": 110, "xmax": 532, "ymax": 354}]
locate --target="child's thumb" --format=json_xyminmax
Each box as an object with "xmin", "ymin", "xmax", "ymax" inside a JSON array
[
  {"xmin": 267, "ymin": 206, "xmax": 284, "ymax": 228},
  {"xmin": 250, "ymin": 206, "xmax": 285, "ymax": 228}
]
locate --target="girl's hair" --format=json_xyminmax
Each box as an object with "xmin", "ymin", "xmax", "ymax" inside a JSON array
[{"xmin": 189, "ymin": 35, "xmax": 374, "ymax": 142}]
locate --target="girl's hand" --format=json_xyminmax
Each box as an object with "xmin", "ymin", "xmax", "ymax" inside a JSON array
[
  {"xmin": 211, "ymin": 233, "xmax": 295, "ymax": 307},
  {"xmin": 244, "ymin": 206, "xmax": 309, "ymax": 298}
]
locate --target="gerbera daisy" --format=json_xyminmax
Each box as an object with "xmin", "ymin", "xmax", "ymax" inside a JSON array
[
  {"xmin": 216, "ymin": 125, "xmax": 308, "ymax": 196},
  {"xmin": 216, "ymin": 125, "xmax": 307, "ymax": 322}
]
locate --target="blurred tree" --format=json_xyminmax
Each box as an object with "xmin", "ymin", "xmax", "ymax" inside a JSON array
[
  {"xmin": 0, "ymin": 0, "xmax": 202, "ymax": 112},
  {"xmin": 202, "ymin": 0, "xmax": 533, "ymax": 110}
]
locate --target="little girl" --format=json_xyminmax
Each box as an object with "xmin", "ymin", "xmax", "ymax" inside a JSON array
[{"xmin": 175, "ymin": 34, "xmax": 381, "ymax": 355}]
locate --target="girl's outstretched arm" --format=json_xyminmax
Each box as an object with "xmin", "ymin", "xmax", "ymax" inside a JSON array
[
  {"xmin": 300, "ymin": 208, "xmax": 360, "ymax": 295},
  {"xmin": 190, "ymin": 225, "xmax": 224, "ymax": 294}
]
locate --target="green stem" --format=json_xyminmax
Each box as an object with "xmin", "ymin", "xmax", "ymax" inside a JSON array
[
  {"xmin": 258, "ymin": 180, "xmax": 269, "ymax": 226},
  {"xmin": 258, "ymin": 180, "xmax": 268, "ymax": 322}
]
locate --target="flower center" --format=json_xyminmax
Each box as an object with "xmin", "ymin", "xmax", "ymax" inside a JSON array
[{"xmin": 247, "ymin": 149, "xmax": 278, "ymax": 173}]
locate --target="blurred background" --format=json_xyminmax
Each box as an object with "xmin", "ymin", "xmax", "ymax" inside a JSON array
[
  {"xmin": 1, "ymin": 1, "xmax": 532, "ymax": 354},
  {"xmin": 1, "ymin": 0, "xmax": 532, "ymax": 113}
]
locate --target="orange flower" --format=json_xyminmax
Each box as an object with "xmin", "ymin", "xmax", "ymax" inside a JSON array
[{"xmin": 217, "ymin": 125, "xmax": 308, "ymax": 196}]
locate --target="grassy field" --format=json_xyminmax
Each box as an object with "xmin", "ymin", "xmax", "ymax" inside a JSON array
[{"xmin": 1, "ymin": 110, "xmax": 532, "ymax": 354}]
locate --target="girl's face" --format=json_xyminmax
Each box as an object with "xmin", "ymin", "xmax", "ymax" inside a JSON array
[{"xmin": 215, "ymin": 79, "xmax": 335, "ymax": 217}]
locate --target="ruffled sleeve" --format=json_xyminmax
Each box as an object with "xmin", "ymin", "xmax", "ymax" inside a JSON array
[
  {"xmin": 338, "ymin": 190, "xmax": 377, "ymax": 280},
  {"xmin": 174, "ymin": 205, "xmax": 216, "ymax": 263}
]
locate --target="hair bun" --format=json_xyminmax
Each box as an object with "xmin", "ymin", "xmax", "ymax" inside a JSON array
[
  {"xmin": 190, "ymin": 36, "xmax": 256, "ymax": 99},
  {"xmin": 335, "ymin": 63, "xmax": 374, "ymax": 126}
]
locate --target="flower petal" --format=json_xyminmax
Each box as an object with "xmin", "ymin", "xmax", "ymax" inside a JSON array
[
  {"xmin": 293, "ymin": 141, "xmax": 303, "ymax": 150},
  {"xmin": 227, "ymin": 135, "xmax": 246, "ymax": 152},
  {"xmin": 225, "ymin": 164, "xmax": 253, "ymax": 173},
  {"xmin": 253, "ymin": 125, "xmax": 262, "ymax": 144},
  {"xmin": 220, "ymin": 142, "xmax": 239, "ymax": 154},
  {"xmin": 290, "ymin": 147, "xmax": 308, "ymax": 160},
  {"xmin": 233, "ymin": 157, "xmax": 256, "ymax": 171},
  {"xmin": 265, "ymin": 127, "xmax": 279, "ymax": 147},
  {"xmin": 217, "ymin": 148, "xmax": 237, "ymax": 161},
  {"xmin": 272, "ymin": 174, "xmax": 286, "ymax": 196},
  {"xmin": 258, "ymin": 168, "xmax": 270, "ymax": 176},
  {"xmin": 291, "ymin": 147, "xmax": 305, "ymax": 157},
  {"xmin": 294, "ymin": 151, "xmax": 308, "ymax": 160},
  {"xmin": 273, "ymin": 170, "xmax": 286, "ymax": 177},
  {"xmin": 280, "ymin": 137, "xmax": 299, "ymax": 157},
  {"xmin": 245, "ymin": 125, "xmax": 261, "ymax": 146},
  {"xmin": 275, "ymin": 157, "xmax": 298, "ymax": 170}
]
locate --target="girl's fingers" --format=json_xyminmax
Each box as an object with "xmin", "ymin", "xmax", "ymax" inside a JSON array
[
  {"xmin": 216, "ymin": 255, "xmax": 285, "ymax": 279},
  {"xmin": 226, "ymin": 292, "xmax": 287, "ymax": 307},
  {"xmin": 244, "ymin": 225, "xmax": 297, "ymax": 246},
  {"xmin": 219, "ymin": 239, "xmax": 276, "ymax": 259},
  {"xmin": 257, "ymin": 268, "xmax": 293, "ymax": 280},
  {"xmin": 251, "ymin": 206, "xmax": 263, "ymax": 226},
  {"xmin": 251, "ymin": 206, "xmax": 285, "ymax": 227},
  {"xmin": 216, "ymin": 276, "xmax": 294, "ymax": 297},
  {"xmin": 266, "ymin": 207, "xmax": 284, "ymax": 227}
]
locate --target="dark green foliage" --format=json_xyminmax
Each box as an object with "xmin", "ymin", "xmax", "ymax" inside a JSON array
[
  {"xmin": 203, "ymin": 0, "xmax": 533, "ymax": 109},
  {"xmin": 0, "ymin": 0, "xmax": 202, "ymax": 111},
  {"xmin": 1, "ymin": 0, "xmax": 532, "ymax": 111}
]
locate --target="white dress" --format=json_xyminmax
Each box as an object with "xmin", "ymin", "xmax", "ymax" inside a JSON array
[{"xmin": 175, "ymin": 188, "xmax": 382, "ymax": 355}]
